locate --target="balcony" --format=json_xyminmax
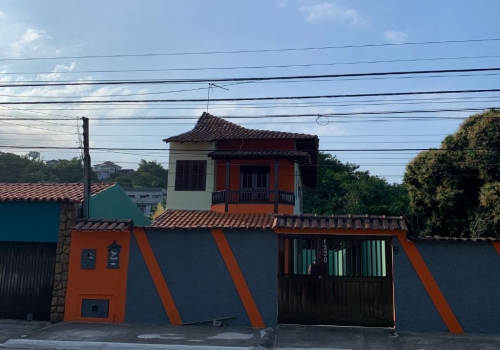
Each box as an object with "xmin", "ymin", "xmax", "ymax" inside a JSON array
[{"xmin": 212, "ymin": 190, "xmax": 295, "ymax": 206}]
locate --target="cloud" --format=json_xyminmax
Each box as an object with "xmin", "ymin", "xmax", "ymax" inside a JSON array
[
  {"xmin": 8, "ymin": 28, "xmax": 48, "ymax": 57},
  {"xmin": 384, "ymin": 30, "xmax": 407, "ymax": 44},
  {"xmin": 277, "ymin": 0, "xmax": 289, "ymax": 8},
  {"xmin": 0, "ymin": 11, "xmax": 5, "ymax": 18},
  {"xmin": 299, "ymin": 2, "xmax": 368, "ymax": 24}
]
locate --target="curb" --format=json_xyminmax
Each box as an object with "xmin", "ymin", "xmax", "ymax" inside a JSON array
[{"xmin": 3, "ymin": 339, "xmax": 259, "ymax": 350}]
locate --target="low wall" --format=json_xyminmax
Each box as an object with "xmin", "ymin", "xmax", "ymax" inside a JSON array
[
  {"xmin": 125, "ymin": 228, "xmax": 277, "ymax": 327},
  {"xmin": 394, "ymin": 237, "xmax": 500, "ymax": 334}
]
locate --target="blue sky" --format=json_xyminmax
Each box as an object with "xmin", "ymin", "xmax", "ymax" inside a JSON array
[{"xmin": 1, "ymin": 0, "xmax": 500, "ymax": 183}]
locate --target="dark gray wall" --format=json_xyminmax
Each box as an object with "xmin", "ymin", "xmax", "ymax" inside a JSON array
[
  {"xmin": 393, "ymin": 237, "xmax": 448, "ymax": 332},
  {"xmin": 146, "ymin": 229, "xmax": 250, "ymax": 326},
  {"xmin": 417, "ymin": 242, "xmax": 500, "ymax": 334},
  {"xmin": 125, "ymin": 233, "xmax": 170, "ymax": 324},
  {"xmin": 225, "ymin": 230, "xmax": 278, "ymax": 327}
]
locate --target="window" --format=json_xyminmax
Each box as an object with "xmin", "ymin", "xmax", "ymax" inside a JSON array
[
  {"xmin": 152, "ymin": 194, "xmax": 161, "ymax": 198},
  {"xmin": 175, "ymin": 160, "xmax": 207, "ymax": 191},
  {"xmin": 140, "ymin": 194, "xmax": 149, "ymax": 198},
  {"xmin": 128, "ymin": 195, "xmax": 135, "ymax": 198}
]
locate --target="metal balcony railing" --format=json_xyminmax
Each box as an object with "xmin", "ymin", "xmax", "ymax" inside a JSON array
[{"xmin": 212, "ymin": 190, "xmax": 295, "ymax": 205}]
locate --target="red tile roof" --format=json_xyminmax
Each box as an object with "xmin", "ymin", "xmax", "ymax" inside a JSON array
[
  {"xmin": 164, "ymin": 113, "xmax": 319, "ymax": 189},
  {"xmin": 0, "ymin": 182, "xmax": 114, "ymax": 203},
  {"xmin": 163, "ymin": 112, "xmax": 318, "ymax": 143},
  {"xmin": 274, "ymin": 214, "xmax": 408, "ymax": 231},
  {"xmin": 151, "ymin": 209, "xmax": 275, "ymax": 230},
  {"xmin": 73, "ymin": 219, "xmax": 132, "ymax": 232},
  {"xmin": 409, "ymin": 235, "xmax": 500, "ymax": 242}
]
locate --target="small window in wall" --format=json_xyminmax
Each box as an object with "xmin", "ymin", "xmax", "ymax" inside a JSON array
[
  {"xmin": 175, "ymin": 160, "xmax": 207, "ymax": 191},
  {"xmin": 128, "ymin": 195, "xmax": 135, "ymax": 198},
  {"xmin": 140, "ymin": 194, "xmax": 149, "ymax": 198}
]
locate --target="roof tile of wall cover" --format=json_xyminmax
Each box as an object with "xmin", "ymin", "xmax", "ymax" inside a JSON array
[
  {"xmin": 409, "ymin": 235, "xmax": 500, "ymax": 242},
  {"xmin": 0, "ymin": 183, "xmax": 114, "ymax": 203},
  {"xmin": 151, "ymin": 209, "xmax": 274, "ymax": 230},
  {"xmin": 73, "ymin": 219, "xmax": 133, "ymax": 232},
  {"xmin": 274, "ymin": 214, "xmax": 408, "ymax": 231}
]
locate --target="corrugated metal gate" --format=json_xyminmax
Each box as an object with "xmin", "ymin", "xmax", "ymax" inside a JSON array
[
  {"xmin": 0, "ymin": 242, "xmax": 56, "ymax": 321},
  {"xmin": 278, "ymin": 235, "xmax": 394, "ymax": 327}
]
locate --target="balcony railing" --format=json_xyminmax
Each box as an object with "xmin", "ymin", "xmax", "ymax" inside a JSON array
[{"xmin": 212, "ymin": 190, "xmax": 295, "ymax": 205}]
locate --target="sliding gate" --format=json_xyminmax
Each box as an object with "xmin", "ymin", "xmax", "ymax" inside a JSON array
[{"xmin": 278, "ymin": 235, "xmax": 394, "ymax": 327}]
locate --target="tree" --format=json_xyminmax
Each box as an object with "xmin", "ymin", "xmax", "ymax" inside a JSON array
[
  {"xmin": 404, "ymin": 109, "xmax": 500, "ymax": 237},
  {"xmin": 133, "ymin": 160, "xmax": 168, "ymax": 188},
  {"xmin": 303, "ymin": 152, "xmax": 409, "ymax": 217}
]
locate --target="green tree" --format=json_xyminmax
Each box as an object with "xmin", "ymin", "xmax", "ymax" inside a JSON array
[
  {"xmin": 133, "ymin": 160, "xmax": 168, "ymax": 188},
  {"xmin": 404, "ymin": 109, "xmax": 500, "ymax": 237},
  {"xmin": 303, "ymin": 152, "xmax": 409, "ymax": 217},
  {"xmin": 50, "ymin": 158, "xmax": 84, "ymax": 182}
]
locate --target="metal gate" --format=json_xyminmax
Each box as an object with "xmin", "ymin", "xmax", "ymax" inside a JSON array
[
  {"xmin": 0, "ymin": 242, "xmax": 56, "ymax": 321},
  {"xmin": 278, "ymin": 235, "xmax": 394, "ymax": 327}
]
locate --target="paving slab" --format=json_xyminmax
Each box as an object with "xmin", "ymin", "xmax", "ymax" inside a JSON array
[
  {"xmin": 2, "ymin": 322, "xmax": 274, "ymax": 349},
  {"xmin": 0, "ymin": 320, "xmax": 50, "ymax": 345}
]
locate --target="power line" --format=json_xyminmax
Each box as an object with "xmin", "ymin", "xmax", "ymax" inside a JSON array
[
  {"xmin": 3, "ymin": 67, "xmax": 500, "ymax": 88},
  {"xmin": 1, "ymin": 37, "xmax": 500, "ymax": 62},
  {"xmin": 3, "ymin": 88, "xmax": 500, "ymax": 105},
  {"xmin": 4, "ymin": 54, "xmax": 500, "ymax": 75},
  {"xmin": 0, "ymin": 106, "xmax": 496, "ymax": 121}
]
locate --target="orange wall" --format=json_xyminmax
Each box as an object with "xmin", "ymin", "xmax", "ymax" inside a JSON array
[
  {"xmin": 215, "ymin": 159, "xmax": 295, "ymax": 192},
  {"xmin": 64, "ymin": 231, "xmax": 130, "ymax": 323}
]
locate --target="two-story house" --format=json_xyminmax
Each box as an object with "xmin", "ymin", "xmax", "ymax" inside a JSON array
[
  {"xmin": 92, "ymin": 161, "xmax": 122, "ymax": 180},
  {"xmin": 63, "ymin": 113, "xmax": 406, "ymax": 330},
  {"xmin": 164, "ymin": 112, "xmax": 319, "ymax": 214}
]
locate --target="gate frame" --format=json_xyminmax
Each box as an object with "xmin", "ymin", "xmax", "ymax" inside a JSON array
[{"xmin": 275, "ymin": 228, "xmax": 406, "ymax": 328}]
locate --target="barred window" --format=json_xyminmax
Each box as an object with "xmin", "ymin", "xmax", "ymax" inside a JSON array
[{"xmin": 175, "ymin": 160, "xmax": 207, "ymax": 191}]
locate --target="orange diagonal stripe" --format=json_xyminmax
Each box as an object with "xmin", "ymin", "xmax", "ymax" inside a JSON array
[
  {"xmin": 397, "ymin": 236, "xmax": 463, "ymax": 334},
  {"xmin": 493, "ymin": 242, "xmax": 500, "ymax": 255},
  {"xmin": 211, "ymin": 229, "xmax": 265, "ymax": 328},
  {"xmin": 133, "ymin": 228, "xmax": 182, "ymax": 325}
]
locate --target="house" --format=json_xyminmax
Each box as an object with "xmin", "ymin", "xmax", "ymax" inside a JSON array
[
  {"xmin": 62, "ymin": 113, "xmax": 500, "ymax": 334},
  {"xmin": 92, "ymin": 161, "xmax": 122, "ymax": 180},
  {"xmin": 45, "ymin": 160, "xmax": 60, "ymax": 167},
  {"xmin": 123, "ymin": 187, "xmax": 166, "ymax": 217},
  {"xmin": 0, "ymin": 182, "xmax": 150, "ymax": 323},
  {"xmin": 165, "ymin": 112, "xmax": 318, "ymax": 214}
]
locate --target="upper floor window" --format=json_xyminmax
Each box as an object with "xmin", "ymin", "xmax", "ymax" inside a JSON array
[
  {"xmin": 140, "ymin": 194, "xmax": 149, "ymax": 198},
  {"xmin": 128, "ymin": 195, "xmax": 135, "ymax": 198},
  {"xmin": 175, "ymin": 160, "xmax": 207, "ymax": 191}
]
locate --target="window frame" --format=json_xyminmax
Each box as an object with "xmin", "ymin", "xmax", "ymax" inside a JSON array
[{"xmin": 175, "ymin": 160, "xmax": 207, "ymax": 191}]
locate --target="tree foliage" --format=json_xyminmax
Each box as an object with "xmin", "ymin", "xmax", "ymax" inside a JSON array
[
  {"xmin": 404, "ymin": 110, "xmax": 500, "ymax": 237},
  {"xmin": 303, "ymin": 152, "xmax": 409, "ymax": 217}
]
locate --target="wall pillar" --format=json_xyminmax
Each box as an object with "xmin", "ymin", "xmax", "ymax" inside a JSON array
[{"xmin": 50, "ymin": 203, "xmax": 76, "ymax": 323}]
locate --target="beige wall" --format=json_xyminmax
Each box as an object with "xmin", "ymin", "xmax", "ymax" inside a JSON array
[
  {"xmin": 166, "ymin": 142, "xmax": 215, "ymax": 210},
  {"xmin": 294, "ymin": 162, "xmax": 303, "ymax": 214}
]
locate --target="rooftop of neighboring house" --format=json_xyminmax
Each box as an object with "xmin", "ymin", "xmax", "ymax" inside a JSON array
[
  {"xmin": 0, "ymin": 182, "xmax": 114, "ymax": 203},
  {"xmin": 93, "ymin": 161, "xmax": 122, "ymax": 169},
  {"xmin": 123, "ymin": 187, "xmax": 166, "ymax": 193}
]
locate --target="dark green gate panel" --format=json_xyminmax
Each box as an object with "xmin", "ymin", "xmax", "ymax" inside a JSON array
[{"xmin": 0, "ymin": 242, "xmax": 56, "ymax": 321}]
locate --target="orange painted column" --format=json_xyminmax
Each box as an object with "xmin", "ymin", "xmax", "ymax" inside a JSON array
[
  {"xmin": 211, "ymin": 229, "xmax": 265, "ymax": 328},
  {"xmin": 492, "ymin": 242, "xmax": 500, "ymax": 255},
  {"xmin": 397, "ymin": 236, "xmax": 464, "ymax": 334},
  {"xmin": 64, "ymin": 231, "xmax": 130, "ymax": 323},
  {"xmin": 133, "ymin": 228, "xmax": 182, "ymax": 325}
]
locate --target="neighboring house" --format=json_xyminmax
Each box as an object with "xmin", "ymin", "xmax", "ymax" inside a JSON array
[
  {"xmin": 123, "ymin": 187, "xmax": 166, "ymax": 217},
  {"xmin": 0, "ymin": 182, "xmax": 150, "ymax": 323},
  {"xmin": 45, "ymin": 160, "xmax": 60, "ymax": 167},
  {"xmin": 92, "ymin": 161, "xmax": 122, "ymax": 180},
  {"xmin": 119, "ymin": 169, "xmax": 136, "ymax": 179},
  {"xmin": 62, "ymin": 113, "xmax": 500, "ymax": 334}
]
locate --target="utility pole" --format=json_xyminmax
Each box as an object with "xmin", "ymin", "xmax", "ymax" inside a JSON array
[{"xmin": 82, "ymin": 117, "xmax": 91, "ymax": 219}]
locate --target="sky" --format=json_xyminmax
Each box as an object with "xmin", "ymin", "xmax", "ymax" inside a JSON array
[{"xmin": 1, "ymin": 0, "xmax": 500, "ymax": 183}]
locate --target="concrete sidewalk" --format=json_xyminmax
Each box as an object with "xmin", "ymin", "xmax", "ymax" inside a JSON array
[
  {"xmin": 0, "ymin": 320, "xmax": 49, "ymax": 345},
  {"xmin": 2, "ymin": 321, "xmax": 500, "ymax": 349}
]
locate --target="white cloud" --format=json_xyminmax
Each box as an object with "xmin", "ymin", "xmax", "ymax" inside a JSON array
[
  {"xmin": 277, "ymin": 0, "xmax": 289, "ymax": 8},
  {"xmin": 0, "ymin": 11, "xmax": 5, "ymax": 18},
  {"xmin": 299, "ymin": 2, "xmax": 368, "ymax": 24},
  {"xmin": 384, "ymin": 30, "xmax": 407, "ymax": 44},
  {"xmin": 20, "ymin": 28, "xmax": 46, "ymax": 44}
]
